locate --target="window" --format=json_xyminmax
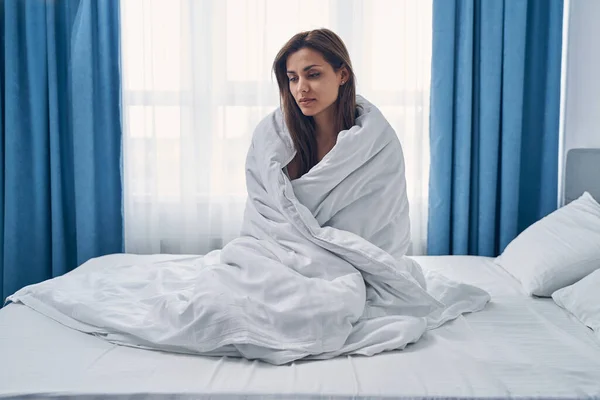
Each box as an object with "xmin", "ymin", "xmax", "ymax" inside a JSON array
[{"xmin": 121, "ymin": 0, "xmax": 432, "ymax": 255}]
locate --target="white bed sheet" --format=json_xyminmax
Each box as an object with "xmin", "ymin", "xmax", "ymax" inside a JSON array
[{"xmin": 1, "ymin": 254, "xmax": 600, "ymax": 399}]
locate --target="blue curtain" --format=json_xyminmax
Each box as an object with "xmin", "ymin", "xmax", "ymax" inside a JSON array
[
  {"xmin": 0, "ymin": 0, "xmax": 123, "ymax": 301},
  {"xmin": 428, "ymin": 0, "xmax": 563, "ymax": 256}
]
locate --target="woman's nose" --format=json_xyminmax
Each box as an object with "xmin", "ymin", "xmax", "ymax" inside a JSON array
[{"xmin": 298, "ymin": 78, "xmax": 309, "ymax": 93}]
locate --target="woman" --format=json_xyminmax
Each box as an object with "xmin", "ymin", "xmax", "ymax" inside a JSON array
[
  {"xmin": 272, "ymin": 28, "xmax": 358, "ymax": 180},
  {"xmin": 267, "ymin": 28, "xmax": 412, "ymax": 261}
]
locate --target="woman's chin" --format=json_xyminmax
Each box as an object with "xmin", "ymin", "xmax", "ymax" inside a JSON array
[{"xmin": 300, "ymin": 108, "xmax": 319, "ymax": 116}]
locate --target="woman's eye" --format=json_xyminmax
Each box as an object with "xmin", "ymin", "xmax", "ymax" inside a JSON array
[
  {"xmin": 309, "ymin": 73, "xmax": 320, "ymax": 78},
  {"xmin": 289, "ymin": 77, "xmax": 298, "ymax": 82}
]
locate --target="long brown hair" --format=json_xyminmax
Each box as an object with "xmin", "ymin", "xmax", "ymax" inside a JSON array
[{"xmin": 273, "ymin": 28, "xmax": 357, "ymax": 176}]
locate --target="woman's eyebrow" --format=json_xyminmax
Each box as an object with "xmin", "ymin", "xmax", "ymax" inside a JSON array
[{"xmin": 286, "ymin": 64, "xmax": 322, "ymax": 74}]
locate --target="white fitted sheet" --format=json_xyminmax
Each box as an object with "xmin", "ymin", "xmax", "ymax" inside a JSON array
[{"xmin": 1, "ymin": 254, "xmax": 600, "ymax": 399}]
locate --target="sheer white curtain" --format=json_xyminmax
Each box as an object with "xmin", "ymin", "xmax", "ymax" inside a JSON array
[{"xmin": 120, "ymin": 0, "xmax": 432, "ymax": 255}]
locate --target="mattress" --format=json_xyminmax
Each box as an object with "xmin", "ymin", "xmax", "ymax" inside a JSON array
[{"xmin": 1, "ymin": 254, "xmax": 600, "ymax": 399}]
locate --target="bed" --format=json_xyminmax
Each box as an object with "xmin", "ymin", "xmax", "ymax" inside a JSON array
[{"xmin": 1, "ymin": 149, "xmax": 600, "ymax": 399}]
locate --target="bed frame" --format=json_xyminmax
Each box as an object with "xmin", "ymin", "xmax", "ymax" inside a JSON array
[{"xmin": 564, "ymin": 148, "xmax": 600, "ymax": 205}]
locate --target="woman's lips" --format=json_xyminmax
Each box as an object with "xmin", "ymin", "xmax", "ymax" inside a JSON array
[{"xmin": 299, "ymin": 99, "xmax": 316, "ymax": 106}]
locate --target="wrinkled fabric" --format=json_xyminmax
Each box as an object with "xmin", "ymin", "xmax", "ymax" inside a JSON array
[{"xmin": 7, "ymin": 96, "xmax": 490, "ymax": 365}]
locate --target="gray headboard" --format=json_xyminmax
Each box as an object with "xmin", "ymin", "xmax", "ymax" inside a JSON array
[{"xmin": 564, "ymin": 148, "xmax": 600, "ymax": 205}]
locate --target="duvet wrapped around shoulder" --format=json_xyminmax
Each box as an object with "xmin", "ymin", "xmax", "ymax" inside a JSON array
[{"xmin": 7, "ymin": 96, "xmax": 490, "ymax": 365}]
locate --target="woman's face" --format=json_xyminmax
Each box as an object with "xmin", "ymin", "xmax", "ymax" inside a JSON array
[{"xmin": 286, "ymin": 48, "xmax": 346, "ymax": 117}]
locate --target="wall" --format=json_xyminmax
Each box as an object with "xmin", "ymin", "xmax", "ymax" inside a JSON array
[
  {"xmin": 559, "ymin": 0, "xmax": 600, "ymax": 203},
  {"xmin": 562, "ymin": 0, "xmax": 600, "ymax": 153}
]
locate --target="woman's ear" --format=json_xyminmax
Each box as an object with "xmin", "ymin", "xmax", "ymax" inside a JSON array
[{"xmin": 339, "ymin": 66, "xmax": 349, "ymax": 85}]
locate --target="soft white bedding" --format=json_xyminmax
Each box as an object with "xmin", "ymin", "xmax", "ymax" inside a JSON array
[
  {"xmin": 6, "ymin": 97, "xmax": 488, "ymax": 364},
  {"xmin": 2, "ymin": 254, "xmax": 600, "ymax": 400}
]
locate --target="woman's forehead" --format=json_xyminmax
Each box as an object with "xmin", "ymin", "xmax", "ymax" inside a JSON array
[{"xmin": 286, "ymin": 48, "xmax": 327, "ymax": 72}]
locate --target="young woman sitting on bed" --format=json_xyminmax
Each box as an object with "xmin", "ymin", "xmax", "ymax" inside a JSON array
[{"xmin": 272, "ymin": 28, "xmax": 357, "ymax": 180}]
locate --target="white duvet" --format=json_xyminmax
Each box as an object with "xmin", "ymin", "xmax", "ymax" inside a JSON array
[{"xmin": 7, "ymin": 96, "xmax": 490, "ymax": 365}]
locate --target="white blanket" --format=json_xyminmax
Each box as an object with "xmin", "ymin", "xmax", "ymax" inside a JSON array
[{"xmin": 7, "ymin": 96, "xmax": 490, "ymax": 365}]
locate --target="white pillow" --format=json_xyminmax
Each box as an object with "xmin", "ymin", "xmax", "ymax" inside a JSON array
[
  {"xmin": 552, "ymin": 268, "xmax": 600, "ymax": 338},
  {"xmin": 495, "ymin": 192, "xmax": 600, "ymax": 296}
]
